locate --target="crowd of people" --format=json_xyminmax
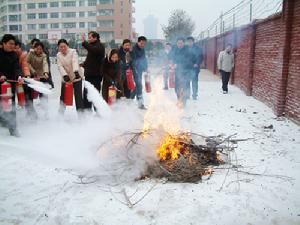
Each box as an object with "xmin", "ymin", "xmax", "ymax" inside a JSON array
[{"xmin": 0, "ymin": 31, "xmax": 234, "ymax": 137}]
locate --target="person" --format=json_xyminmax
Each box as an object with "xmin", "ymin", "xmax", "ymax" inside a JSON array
[
  {"xmin": 0, "ymin": 34, "xmax": 22, "ymax": 137},
  {"xmin": 162, "ymin": 43, "xmax": 173, "ymax": 90},
  {"xmin": 217, "ymin": 44, "xmax": 235, "ymax": 94},
  {"xmin": 81, "ymin": 31, "xmax": 105, "ymax": 111},
  {"xmin": 29, "ymin": 39, "xmax": 54, "ymax": 88},
  {"xmin": 102, "ymin": 49, "xmax": 123, "ymax": 103},
  {"xmin": 187, "ymin": 37, "xmax": 204, "ymax": 100},
  {"xmin": 27, "ymin": 42, "xmax": 50, "ymax": 116},
  {"xmin": 56, "ymin": 39, "xmax": 84, "ymax": 113},
  {"xmin": 131, "ymin": 36, "xmax": 148, "ymax": 109},
  {"xmin": 15, "ymin": 40, "xmax": 30, "ymax": 78},
  {"xmin": 119, "ymin": 39, "xmax": 133, "ymax": 99},
  {"xmin": 172, "ymin": 38, "xmax": 195, "ymax": 108}
]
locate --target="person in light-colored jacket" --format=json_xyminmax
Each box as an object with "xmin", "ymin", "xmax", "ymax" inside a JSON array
[
  {"xmin": 217, "ymin": 44, "xmax": 234, "ymax": 94},
  {"xmin": 57, "ymin": 39, "xmax": 84, "ymax": 113}
]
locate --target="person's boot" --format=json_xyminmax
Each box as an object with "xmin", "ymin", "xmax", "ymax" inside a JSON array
[
  {"xmin": 9, "ymin": 128, "xmax": 21, "ymax": 137},
  {"xmin": 138, "ymin": 99, "xmax": 147, "ymax": 110}
]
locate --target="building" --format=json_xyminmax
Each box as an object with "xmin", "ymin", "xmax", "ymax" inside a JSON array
[
  {"xmin": 0, "ymin": 0, "xmax": 135, "ymax": 43},
  {"xmin": 143, "ymin": 14, "xmax": 158, "ymax": 39}
]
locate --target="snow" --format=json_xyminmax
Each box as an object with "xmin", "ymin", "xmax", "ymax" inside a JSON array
[{"xmin": 0, "ymin": 65, "xmax": 299, "ymax": 225}]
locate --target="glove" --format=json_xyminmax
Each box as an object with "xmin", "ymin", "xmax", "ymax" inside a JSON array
[
  {"xmin": 63, "ymin": 75, "xmax": 70, "ymax": 82},
  {"xmin": 74, "ymin": 71, "xmax": 81, "ymax": 79}
]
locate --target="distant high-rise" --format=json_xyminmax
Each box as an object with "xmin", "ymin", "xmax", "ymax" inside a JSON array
[
  {"xmin": 0, "ymin": 0, "xmax": 136, "ymax": 43},
  {"xmin": 143, "ymin": 14, "xmax": 158, "ymax": 39}
]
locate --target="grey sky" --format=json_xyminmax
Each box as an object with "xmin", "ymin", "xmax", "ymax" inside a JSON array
[{"xmin": 134, "ymin": 0, "xmax": 243, "ymax": 39}]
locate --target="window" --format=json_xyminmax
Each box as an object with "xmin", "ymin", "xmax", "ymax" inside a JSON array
[
  {"xmin": 27, "ymin": 13, "xmax": 36, "ymax": 19},
  {"xmin": 9, "ymin": 15, "xmax": 20, "ymax": 22},
  {"xmin": 62, "ymin": 22, "xmax": 76, "ymax": 28},
  {"xmin": 88, "ymin": 11, "xmax": 97, "ymax": 17},
  {"xmin": 98, "ymin": 9, "xmax": 114, "ymax": 16},
  {"xmin": 88, "ymin": 22, "xmax": 97, "ymax": 28},
  {"xmin": 62, "ymin": 1, "xmax": 76, "ymax": 7},
  {"xmin": 121, "ymin": 8, "xmax": 123, "ymax": 14},
  {"xmin": 62, "ymin": 33, "xmax": 76, "ymax": 40},
  {"xmin": 50, "ymin": 2, "xmax": 59, "ymax": 7},
  {"xmin": 39, "ymin": 34, "xmax": 48, "ymax": 40},
  {"xmin": 8, "ymin": 4, "xmax": 21, "ymax": 12},
  {"xmin": 38, "ymin": 13, "xmax": 48, "ymax": 19},
  {"xmin": 28, "ymin": 34, "xmax": 37, "ymax": 40},
  {"xmin": 9, "ymin": 25, "xmax": 19, "ymax": 32},
  {"xmin": 27, "ymin": 3, "xmax": 35, "ymax": 9},
  {"xmin": 79, "ymin": 11, "xmax": 85, "ymax": 17},
  {"xmin": 27, "ymin": 24, "xmax": 36, "ymax": 30},
  {"xmin": 88, "ymin": 0, "xmax": 97, "ymax": 6},
  {"xmin": 51, "ymin": 23, "xmax": 59, "ymax": 29},
  {"xmin": 38, "ymin": 3, "xmax": 47, "ymax": 8},
  {"xmin": 99, "ymin": 31, "xmax": 114, "ymax": 41},
  {"xmin": 79, "ymin": 22, "xmax": 85, "ymax": 28},
  {"xmin": 79, "ymin": 0, "xmax": 85, "ymax": 6},
  {"xmin": 99, "ymin": 0, "xmax": 114, "ymax": 4},
  {"xmin": 98, "ymin": 20, "xmax": 114, "ymax": 28},
  {"xmin": 39, "ymin": 24, "xmax": 47, "ymax": 29},
  {"xmin": 62, "ymin": 12, "xmax": 76, "ymax": 18},
  {"xmin": 50, "ymin": 12, "xmax": 59, "ymax": 18}
]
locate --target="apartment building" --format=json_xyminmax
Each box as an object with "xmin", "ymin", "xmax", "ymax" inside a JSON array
[{"xmin": 0, "ymin": 0, "xmax": 135, "ymax": 43}]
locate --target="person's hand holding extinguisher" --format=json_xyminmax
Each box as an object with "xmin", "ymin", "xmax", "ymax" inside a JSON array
[{"xmin": 0, "ymin": 75, "xmax": 7, "ymax": 82}]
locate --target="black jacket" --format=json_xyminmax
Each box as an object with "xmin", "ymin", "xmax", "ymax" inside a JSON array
[
  {"xmin": 131, "ymin": 44, "xmax": 148, "ymax": 74},
  {"xmin": 119, "ymin": 47, "xmax": 133, "ymax": 80},
  {"xmin": 172, "ymin": 46, "xmax": 195, "ymax": 71},
  {"xmin": 189, "ymin": 44, "xmax": 204, "ymax": 66},
  {"xmin": 0, "ymin": 48, "xmax": 22, "ymax": 82},
  {"xmin": 82, "ymin": 40, "xmax": 105, "ymax": 77}
]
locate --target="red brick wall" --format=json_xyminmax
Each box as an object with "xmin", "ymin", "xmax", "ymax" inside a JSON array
[
  {"xmin": 205, "ymin": 38, "xmax": 217, "ymax": 73},
  {"xmin": 234, "ymin": 26, "xmax": 254, "ymax": 95},
  {"xmin": 252, "ymin": 15, "xmax": 284, "ymax": 112},
  {"xmin": 285, "ymin": 0, "xmax": 300, "ymax": 122}
]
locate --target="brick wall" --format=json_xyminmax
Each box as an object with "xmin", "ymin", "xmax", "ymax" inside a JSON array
[{"xmin": 201, "ymin": 0, "xmax": 300, "ymax": 123}]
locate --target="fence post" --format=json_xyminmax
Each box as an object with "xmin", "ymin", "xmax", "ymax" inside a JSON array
[
  {"xmin": 220, "ymin": 12, "xmax": 223, "ymax": 35},
  {"xmin": 250, "ymin": 0, "xmax": 253, "ymax": 22},
  {"xmin": 233, "ymin": 14, "xmax": 236, "ymax": 28}
]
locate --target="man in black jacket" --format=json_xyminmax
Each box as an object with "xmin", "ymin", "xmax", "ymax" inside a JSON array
[
  {"xmin": 187, "ymin": 37, "xmax": 204, "ymax": 100},
  {"xmin": 119, "ymin": 39, "xmax": 133, "ymax": 99},
  {"xmin": 81, "ymin": 31, "xmax": 105, "ymax": 110},
  {"xmin": 0, "ymin": 34, "xmax": 22, "ymax": 137},
  {"xmin": 172, "ymin": 38, "xmax": 195, "ymax": 108},
  {"xmin": 131, "ymin": 36, "xmax": 148, "ymax": 109}
]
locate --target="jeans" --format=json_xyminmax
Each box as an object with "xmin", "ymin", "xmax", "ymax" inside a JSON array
[
  {"xmin": 131, "ymin": 70, "xmax": 143, "ymax": 101},
  {"xmin": 190, "ymin": 68, "xmax": 200, "ymax": 98},
  {"xmin": 220, "ymin": 70, "xmax": 231, "ymax": 92},
  {"xmin": 175, "ymin": 68, "xmax": 190, "ymax": 105}
]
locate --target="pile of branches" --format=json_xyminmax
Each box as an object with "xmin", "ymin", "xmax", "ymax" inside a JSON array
[{"xmin": 139, "ymin": 133, "xmax": 240, "ymax": 183}]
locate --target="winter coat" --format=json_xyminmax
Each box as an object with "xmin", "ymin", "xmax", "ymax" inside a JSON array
[
  {"xmin": 131, "ymin": 44, "xmax": 148, "ymax": 75},
  {"xmin": 189, "ymin": 44, "xmax": 204, "ymax": 66},
  {"xmin": 57, "ymin": 48, "xmax": 82, "ymax": 82},
  {"xmin": 218, "ymin": 51, "xmax": 234, "ymax": 73},
  {"xmin": 0, "ymin": 48, "xmax": 22, "ymax": 81},
  {"xmin": 119, "ymin": 47, "xmax": 133, "ymax": 80},
  {"xmin": 16, "ymin": 51, "xmax": 30, "ymax": 76},
  {"xmin": 102, "ymin": 57, "xmax": 123, "ymax": 102},
  {"xmin": 27, "ymin": 51, "xmax": 49, "ymax": 79},
  {"xmin": 172, "ymin": 46, "xmax": 195, "ymax": 72},
  {"xmin": 82, "ymin": 40, "xmax": 105, "ymax": 77}
]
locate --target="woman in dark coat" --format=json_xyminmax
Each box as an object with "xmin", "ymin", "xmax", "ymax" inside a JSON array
[{"xmin": 102, "ymin": 49, "xmax": 124, "ymax": 103}]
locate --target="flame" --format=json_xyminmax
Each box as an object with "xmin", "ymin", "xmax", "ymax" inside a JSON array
[{"xmin": 157, "ymin": 134, "xmax": 190, "ymax": 161}]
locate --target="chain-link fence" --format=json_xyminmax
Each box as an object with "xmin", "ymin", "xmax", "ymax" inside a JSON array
[{"xmin": 199, "ymin": 0, "xmax": 283, "ymax": 40}]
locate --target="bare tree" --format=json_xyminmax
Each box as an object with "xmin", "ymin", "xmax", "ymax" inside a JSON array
[{"xmin": 162, "ymin": 9, "xmax": 195, "ymax": 43}]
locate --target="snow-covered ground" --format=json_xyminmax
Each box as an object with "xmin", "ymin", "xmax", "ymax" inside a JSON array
[{"xmin": 0, "ymin": 65, "xmax": 299, "ymax": 225}]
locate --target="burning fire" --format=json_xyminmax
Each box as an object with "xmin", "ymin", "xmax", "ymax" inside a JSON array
[{"xmin": 157, "ymin": 134, "xmax": 191, "ymax": 161}]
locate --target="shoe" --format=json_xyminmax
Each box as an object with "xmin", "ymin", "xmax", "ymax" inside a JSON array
[
  {"xmin": 223, "ymin": 91, "xmax": 228, "ymax": 94},
  {"xmin": 9, "ymin": 128, "xmax": 21, "ymax": 137},
  {"xmin": 193, "ymin": 96, "xmax": 198, "ymax": 100},
  {"xmin": 138, "ymin": 104, "xmax": 147, "ymax": 110},
  {"xmin": 163, "ymin": 87, "xmax": 168, "ymax": 90}
]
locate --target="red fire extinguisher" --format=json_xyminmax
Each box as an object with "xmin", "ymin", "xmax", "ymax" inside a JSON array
[
  {"xmin": 64, "ymin": 82, "xmax": 73, "ymax": 106},
  {"xmin": 169, "ymin": 65, "xmax": 175, "ymax": 88},
  {"xmin": 126, "ymin": 68, "xmax": 136, "ymax": 91},
  {"xmin": 108, "ymin": 85, "xmax": 117, "ymax": 105},
  {"xmin": 145, "ymin": 73, "xmax": 151, "ymax": 93},
  {"xmin": 16, "ymin": 82, "xmax": 26, "ymax": 107},
  {"xmin": 31, "ymin": 89, "xmax": 39, "ymax": 99},
  {"xmin": 1, "ymin": 81, "xmax": 12, "ymax": 112}
]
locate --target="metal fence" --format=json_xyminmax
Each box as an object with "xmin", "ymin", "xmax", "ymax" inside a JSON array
[{"xmin": 199, "ymin": 0, "xmax": 283, "ymax": 40}]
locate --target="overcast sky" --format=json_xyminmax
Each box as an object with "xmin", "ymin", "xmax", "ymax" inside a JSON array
[{"xmin": 134, "ymin": 0, "xmax": 242, "ymax": 39}]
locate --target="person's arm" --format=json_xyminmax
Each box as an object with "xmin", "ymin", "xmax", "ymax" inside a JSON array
[
  {"xmin": 42, "ymin": 54, "xmax": 49, "ymax": 77},
  {"xmin": 82, "ymin": 41, "xmax": 105, "ymax": 57},
  {"xmin": 13, "ymin": 55, "xmax": 23, "ymax": 80},
  {"xmin": 21, "ymin": 53, "xmax": 30, "ymax": 77},
  {"xmin": 57, "ymin": 54, "xmax": 68, "ymax": 79},
  {"xmin": 217, "ymin": 52, "xmax": 223, "ymax": 71}
]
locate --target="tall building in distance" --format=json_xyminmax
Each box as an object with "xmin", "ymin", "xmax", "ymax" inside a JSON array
[
  {"xmin": 143, "ymin": 14, "xmax": 158, "ymax": 39},
  {"xmin": 0, "ymin": 0, "xmax": 135, "ymax": 43}
]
